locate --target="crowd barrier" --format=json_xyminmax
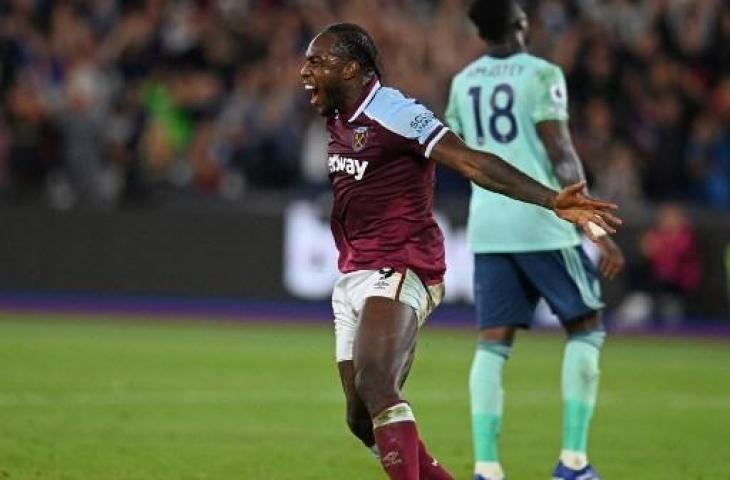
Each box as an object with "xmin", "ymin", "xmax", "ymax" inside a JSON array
[{"xmin": 1, "ymin": 202, "xmax": 728, "ymax": 319}]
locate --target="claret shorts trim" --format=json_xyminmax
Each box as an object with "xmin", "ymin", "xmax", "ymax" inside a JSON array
[{"xmin": 332, "ymin": 268, "xmax": 444, "ymax": 362}]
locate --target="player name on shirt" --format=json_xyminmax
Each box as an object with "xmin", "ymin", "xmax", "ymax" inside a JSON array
[
  {"xmin": 467, "ymin": 64, "xmax": 525, "ymax": 78},
  {"xmin": 328, "ymin": 154, "xmax": 369, "ymax": 180}
]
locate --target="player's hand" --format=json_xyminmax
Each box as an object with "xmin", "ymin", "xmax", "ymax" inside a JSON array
[
  {"xmin": 551, "ymin": 182, "xmax": 622, "ymax": 242},
  {"xmin": 596, "ymin": 236, "xmax": 625, "ymax": 280}
]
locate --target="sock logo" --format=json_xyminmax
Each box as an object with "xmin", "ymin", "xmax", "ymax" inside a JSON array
[{"xmin": 381, "ymin": 450, "xmax": 403, "ymax": 468}]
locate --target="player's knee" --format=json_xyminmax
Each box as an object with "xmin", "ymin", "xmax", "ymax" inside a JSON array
[
  {"xmin": 567, "ymin": 329, "xmax": 605, "ymax": 385},
  {"xmin": 568, "ymin": 328, "xmax": 606, "ymax": 350},
  {"xmin": 354, "ymin": 364, "xmax": 398, "ymax": 413},
  {"xmin": 565, "ymin": 312, "xmax": 603, "ymax": 336},
  {"xmin": 478, "ymin": 326, "xmax": 516, "ymax": 344}
]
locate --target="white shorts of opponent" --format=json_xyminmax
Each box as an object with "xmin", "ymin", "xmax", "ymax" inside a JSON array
[{"xmin": 332, "ymin": 267, "xmax": 445, "ymax": 362}]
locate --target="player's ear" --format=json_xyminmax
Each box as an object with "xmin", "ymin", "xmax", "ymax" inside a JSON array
[{"xmin": 341, "ymin": 60, "xmax": 359, "ymax": 80}]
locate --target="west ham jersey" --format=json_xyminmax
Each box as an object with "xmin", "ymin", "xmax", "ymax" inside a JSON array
[{"xmin": 326, "ymin": 78, "xmax": 449, "ymax": 285}]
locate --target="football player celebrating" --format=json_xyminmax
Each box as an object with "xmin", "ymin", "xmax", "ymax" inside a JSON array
[{"xmin": 300, "ymin": 22, "xmax": 621, "ymax": 480}]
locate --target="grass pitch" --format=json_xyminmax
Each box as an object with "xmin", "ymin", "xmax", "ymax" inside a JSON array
[{"xmin": 0, "ymin": 313, "xmax": 728, "ymax": 479}]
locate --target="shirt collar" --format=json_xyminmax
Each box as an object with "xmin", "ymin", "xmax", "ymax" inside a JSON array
[{"xmin": 343, "ymin": 76, "xmax": 381, "ymax": 123}]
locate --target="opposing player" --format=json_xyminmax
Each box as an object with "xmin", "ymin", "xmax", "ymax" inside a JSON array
[
  {"xmin": 300, "ymin": 22, "xmax": 621, "ymax": 480},
  {"xmin": 445, "ymin": 2, "xmax": 626, "ymax": 479}
]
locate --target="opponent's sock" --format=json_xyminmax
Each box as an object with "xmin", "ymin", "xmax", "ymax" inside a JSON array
[
  {"xmin": 561, "ymin": 330, "xmax": 605, "ymax": 470},
  {"xmin": 417, "ymin": 439, "xmax": 453, "ymax": 480},
  {"xmin": 470, "ymin": 341, "xmax": 511, "ymax": 478},
  {"xmin": 372, "ymin": 402, "xmax": 421, "ymax": 480}
]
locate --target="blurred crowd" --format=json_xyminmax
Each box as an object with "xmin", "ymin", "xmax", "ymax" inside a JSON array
[{"xmin": 0, "ymin": 0, "xmax": 728, "ymax": 209}]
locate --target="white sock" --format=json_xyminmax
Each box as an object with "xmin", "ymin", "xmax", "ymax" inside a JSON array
[
  {"xmin": 560, "ymin": 449, "xmax": 588, "ymax": 470},
  {"xmin": 368, "ymin": 444, "xmax": 380, "ymax": 460},
  {"xmin": 475, "ymin": 461, "xmax": 505, "ymax": 479}
]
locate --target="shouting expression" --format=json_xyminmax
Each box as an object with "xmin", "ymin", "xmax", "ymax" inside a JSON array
[{"xmin": 300, "ymin": 33, "xmax": 353, "ymax": 117}]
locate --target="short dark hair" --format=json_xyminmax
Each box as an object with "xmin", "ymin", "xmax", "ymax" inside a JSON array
[
  {"xmin": 321, "ymin": 23, "xmax": 382, "ymax": 77},
  {"xmin": 468, "ymin": 0, "xmax": 518, "ymax": 43}
]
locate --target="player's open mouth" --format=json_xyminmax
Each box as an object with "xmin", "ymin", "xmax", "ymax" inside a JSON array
[{"xmin": 304, "ymin": 84, "xmax": 319, "ymax": 106}]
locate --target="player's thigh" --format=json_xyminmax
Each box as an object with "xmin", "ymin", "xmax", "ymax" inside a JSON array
[
  {"xmin": 354, "ymin": 296, "xmax": 418, "ymax": 385},
  {"xmin": 399, "ymin": 346, "xmax": 416, "ymax": 388},
  {"xmin": 474, "ymin": 253, "xmax": 538, "ymax": 330},
  {"xmin": 332, "ymin": 273, "xmax": 360, "ymax": 363},
  {"xmin": 353, "ymin": 267, "xmax": 442, "ymax": 373},
  {"xmin": 332, "ymin": 268, "xmax": 441, "ymax": 363},
  {"xmin": 512, "ymin": 246, "xmax": 604, "ymax": 326}
]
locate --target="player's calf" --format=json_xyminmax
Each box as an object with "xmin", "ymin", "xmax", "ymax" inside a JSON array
[
  {"xmin": 353, "ymin": 296, "xmax": 453, "ymax": 479},
  {"xmin": 346, "ymin": 405, "xmax": 375, "ymax": 448},
  {"xmin": 354, "ymin": 359, "xmax": 437, "ymax": 479},
  {"xmin": 417, "ymin": 439, "xmax": 454, "ymax": 480},
  {"xmin": 370, "ymin": 401, "xmax": 421, "ymax": 479},
  {"xmin": 559, "ymin": 320, "xmax": 605, "ymax": 474},
  {"xmin": 470, "ymin": 339, "xmax": 512, "ymax": 480}
]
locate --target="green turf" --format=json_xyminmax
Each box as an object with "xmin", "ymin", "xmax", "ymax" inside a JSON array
[{"xmin": 0, "ymin": 314, "xmax": 728, "ymax": 479}]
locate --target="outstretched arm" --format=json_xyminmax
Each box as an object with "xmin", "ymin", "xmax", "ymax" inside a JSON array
[
  {"xmin": 537, "ymin": 120, "xmax": 625, "ymax": 278},
  {"xmin": 431, "ymin": 131, "xmax": 557, "ymax": 208},
  {"xmin": 430, "ymin": 130, "xmax": 622, "ymax": 241}
]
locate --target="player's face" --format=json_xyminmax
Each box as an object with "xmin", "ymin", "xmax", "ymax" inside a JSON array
[
  {"xmin": 514, "ymin": 4, "xmax": 530, "ymax": 45},
  {"xmin": 300, "ymin": 34, "xmax": 348, "ymax": 117}
]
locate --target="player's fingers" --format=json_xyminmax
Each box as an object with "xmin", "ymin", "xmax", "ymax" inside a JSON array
[
  {"xmin": 609, "ymin": 262, "xmax": 621, "ymax": 279},
  {"xmin": 600, "ymin": 256, "xmax": 617, "ymax": 279},
  {"xmin": 599, "ymin": 257, "xmax": 610, "ymax": 278},
  {"xmin": 580, "ymin": 196, "xmax": 620, "ymax": 211},
  {"xmin": 589, "ymin": 215, "xmax": 616, "ymax": 235},
  {"xmin": 605, "ymin": 261, "xmax": 619, "ymax": 280},
  {"xmin": 581, "ymin": 221, "xmax": 604, "ymax": 242},
  {"xmin": 564, "ymin": 181, "xmax": 587, "ymax": 194},
  {"xmin": 595, "ymin": 210, "xmax": 622, "ymax": 227}
]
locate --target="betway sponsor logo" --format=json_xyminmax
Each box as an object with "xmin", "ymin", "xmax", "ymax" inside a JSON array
[{"xmin": 328, "ymin": 154, "xmax": 369, "ymax": 181}]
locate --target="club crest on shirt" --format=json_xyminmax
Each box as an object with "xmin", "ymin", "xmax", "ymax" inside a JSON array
[{"xmin": 352, "ymin": 126, "xmax": 368, "ymax": 151}]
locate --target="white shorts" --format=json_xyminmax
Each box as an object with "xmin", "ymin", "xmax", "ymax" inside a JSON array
[{"xmin": 332, "ymin": 268, "xmax": 445, "ymax": 362}]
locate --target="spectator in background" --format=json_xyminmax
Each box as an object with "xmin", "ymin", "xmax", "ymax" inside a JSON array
[
  {"xmin": 592, "ymin": 141, "xmax": 643, "ymax": 207},
  {"xmin": 573, "ymin": 98, "xmax": 614, "ymax": 183},
  {"xmin": 686, "ymin": 113, "xmax": 730, "ymax": 209},
  {"xmin": 0, "ymin": 0, "xmax": 727, "ymax": 208},
  {"xmin": 620, "ymin": 203, "xmax": 701, "ymax": 327},
  {"xmin": 49, "ymin": 3, "xmax": 115, "ymax": 206},
  {"xmin": 4, "ymin": 78, "xmax": 60, "ymax": 201},
  {"xmin": 642, "ymin": 91, "xmax": 688, "ymax": 200}
]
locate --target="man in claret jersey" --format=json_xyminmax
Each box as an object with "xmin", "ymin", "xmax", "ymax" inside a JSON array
[{"xmin": 299, "ymin": 22, "xmax": 621, "ymax": 480}]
